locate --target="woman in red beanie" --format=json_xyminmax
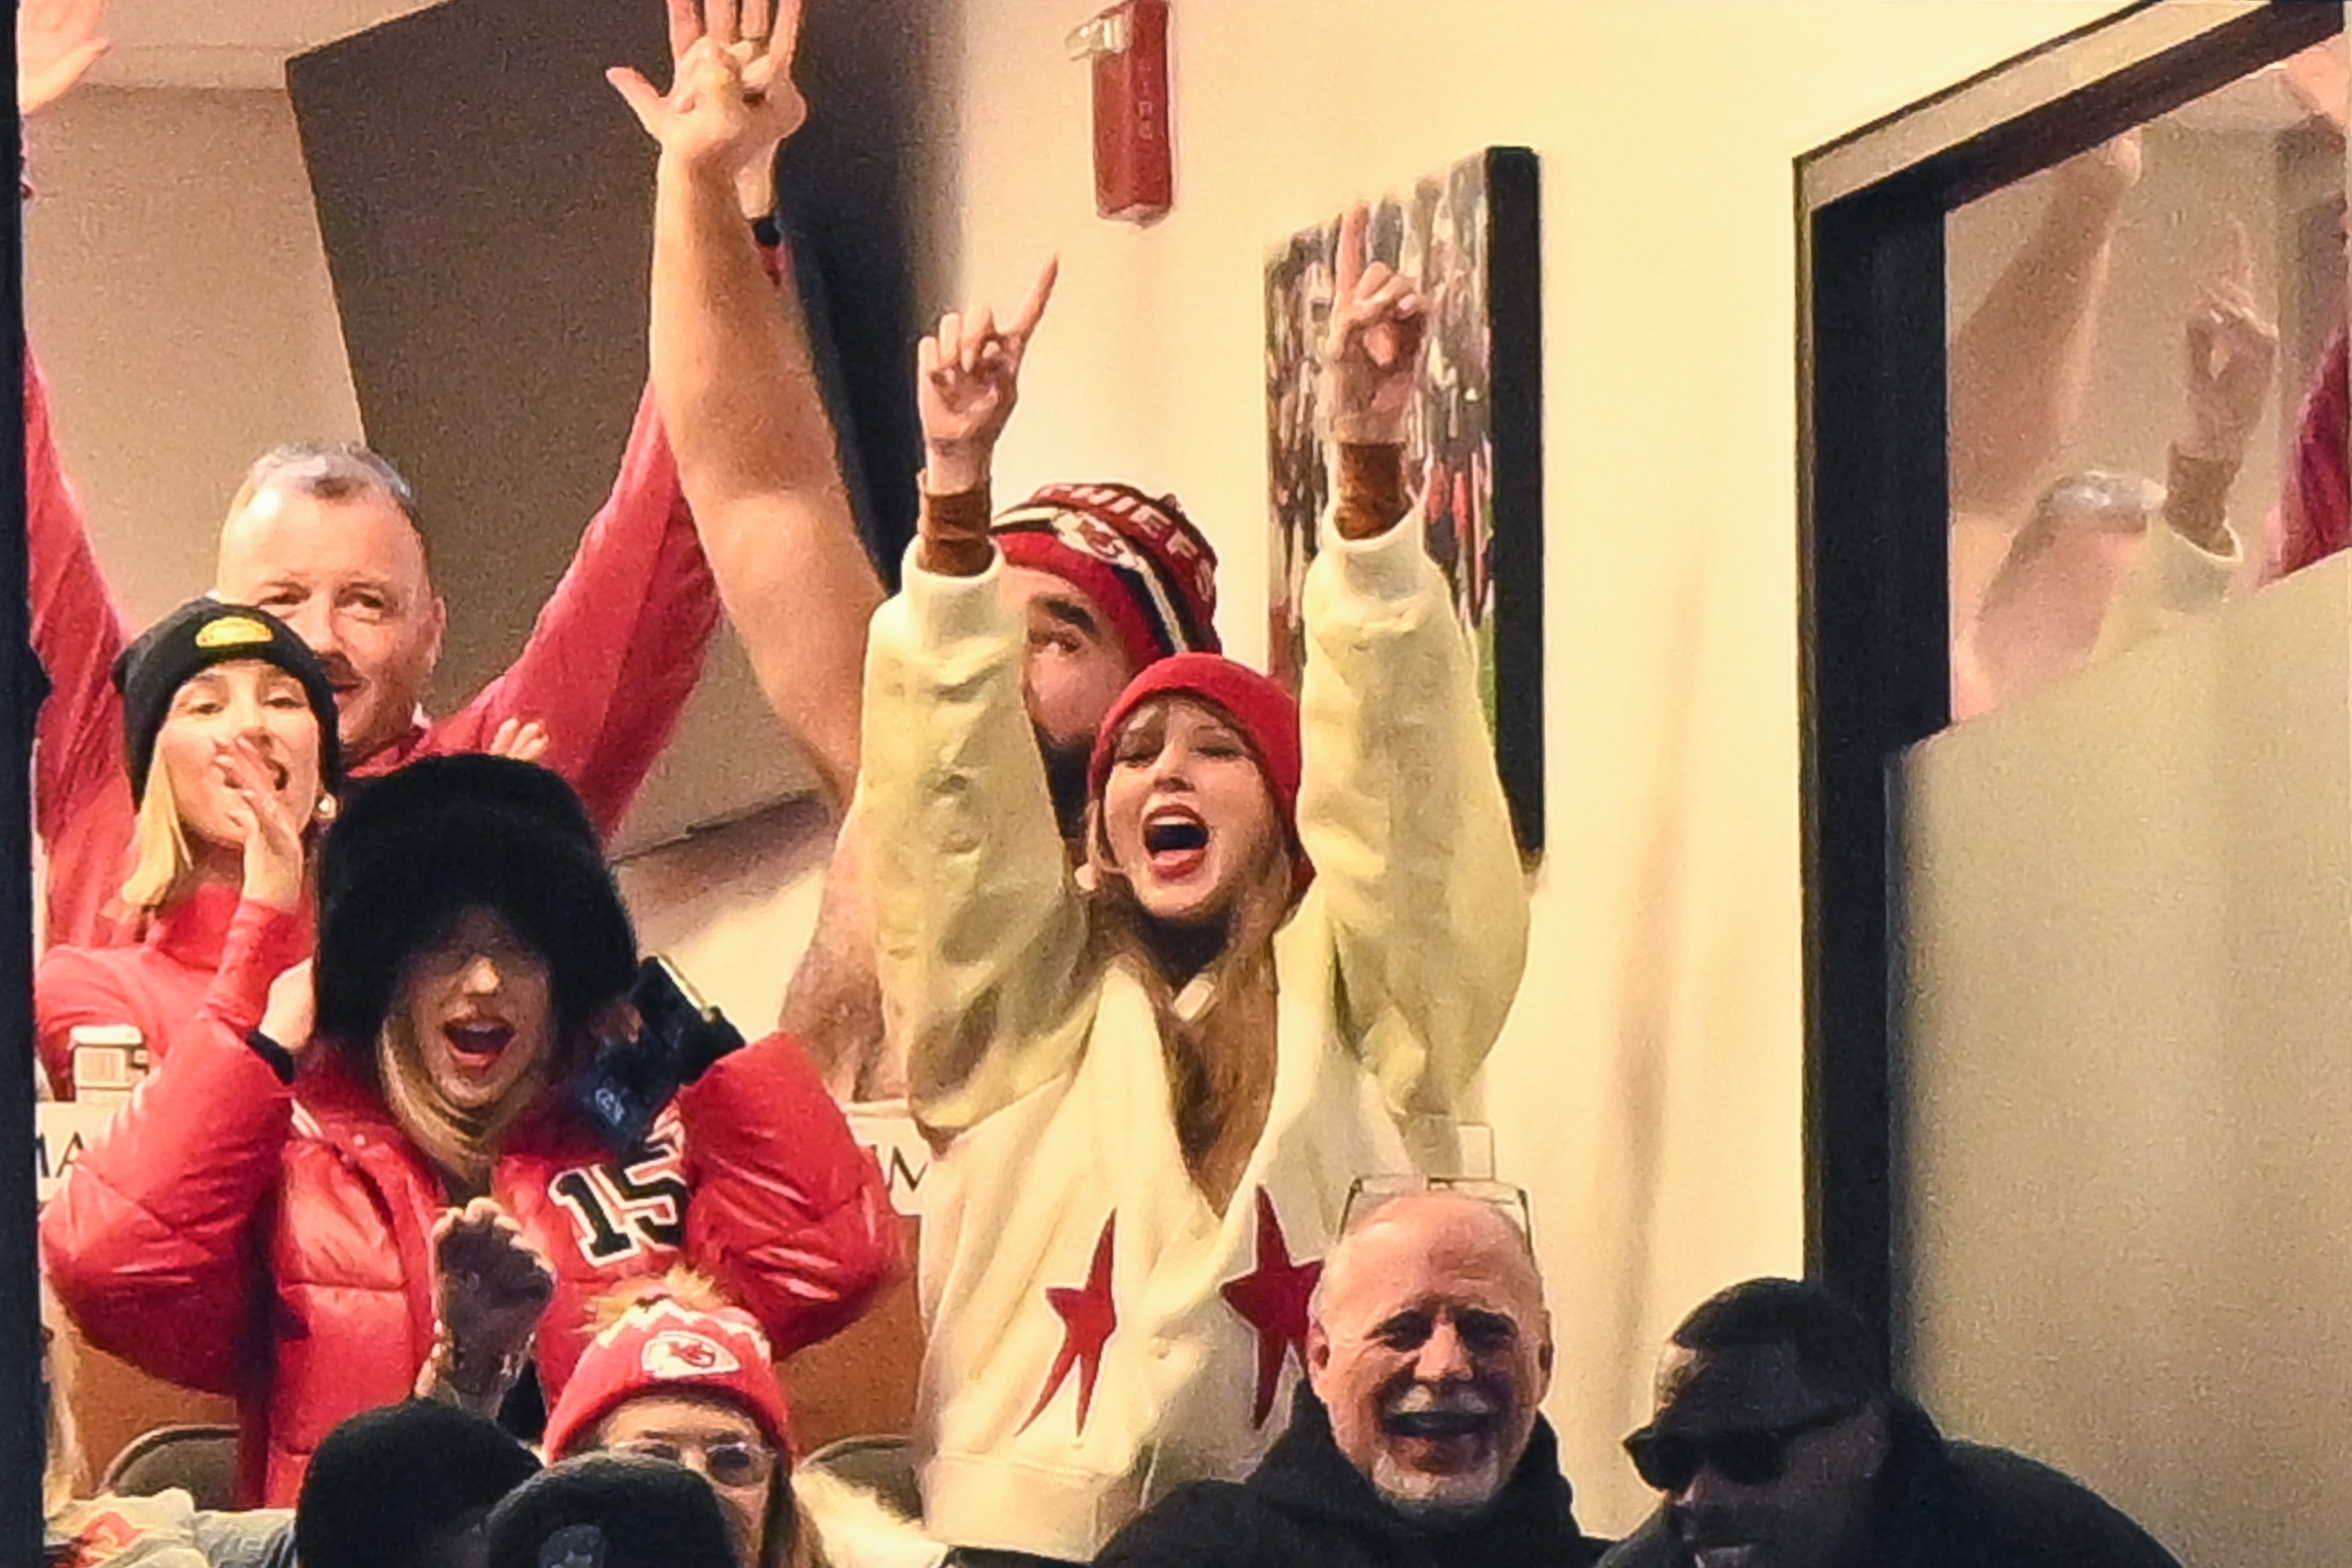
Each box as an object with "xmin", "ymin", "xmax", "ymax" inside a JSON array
[
  {"xmin": 549, "ymin": 1272, "xmax": 942, "ymax": 1568},
  {"xmin": 857, "ymin": 205, "xmax": 1530, "ymax": 1562},
  {"xmin": 547, "ymin": 1276, "xmax": 802, "ymax": 1568}
]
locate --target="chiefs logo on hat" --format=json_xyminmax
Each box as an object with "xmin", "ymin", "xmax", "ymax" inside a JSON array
[{"xmin": 641, "ymin": 1328, "xmax": 742, "ymax": 1381}]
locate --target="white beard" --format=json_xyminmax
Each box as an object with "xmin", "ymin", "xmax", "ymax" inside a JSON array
[{"xmin": 1368, "ymin": 1450, "xmax": 1507, "ymax": 1522}]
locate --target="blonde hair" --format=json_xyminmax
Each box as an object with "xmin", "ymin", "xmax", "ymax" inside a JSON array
[
  {"xmin": 586, "ymin": 1266, "xmax": 737, "ymax": 1333},
  {"xmin": 120, "ymin": 766, "xmax": 195, "ymax": 913}
]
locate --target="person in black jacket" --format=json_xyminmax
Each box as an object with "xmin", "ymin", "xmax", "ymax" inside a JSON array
[
  {"xmin": 1599, "ymin": 1278, "xmax": 2183, "ymax": 1568},
  {"xmin": 1094, "ymin": 1187, "xmax": 1607, "ymax": 1568}
]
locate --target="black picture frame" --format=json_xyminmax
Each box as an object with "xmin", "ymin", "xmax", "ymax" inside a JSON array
[
  {"xmin": 1796, "ymin": 0, "xmax": 2343, "ymax": 1367},
  {"xmin": 1263, "ymin": 147, "xmax": 1544, "ymax": 855}
]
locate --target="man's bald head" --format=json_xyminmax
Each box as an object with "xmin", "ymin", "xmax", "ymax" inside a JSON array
[{"xmin": 1306, "ymin": 1191, "xmax": 1552, "ymax": 1520}]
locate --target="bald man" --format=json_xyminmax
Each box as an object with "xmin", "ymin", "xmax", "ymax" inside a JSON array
[{"xmin": 1094, "ymin": 1189, "xmax": 1606, "ymax": 1568}]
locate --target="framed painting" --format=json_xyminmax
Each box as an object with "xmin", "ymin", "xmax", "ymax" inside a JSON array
[{"xmin": 1263, "ymin": 146, "xmax": 1544, "ymax": 853}]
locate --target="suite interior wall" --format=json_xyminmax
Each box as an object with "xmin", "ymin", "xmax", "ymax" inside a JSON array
[
  {"xmin": 942, "ymin": 0, "xmax": 2118, "ymax": 1532},
  {"xmin": 19, "ymin": 2, "xmax": 2165, "ymax": 1533},
  {"xmin": 24, "ymin": 87, "xmax": 364, "ymax": 629}
]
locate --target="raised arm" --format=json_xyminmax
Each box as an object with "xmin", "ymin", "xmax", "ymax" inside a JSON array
[
  {"xmin": 858, "ymin": 289, "xmax": 1094, "ymax": 1132},
  {"xmin": 1298, "ymin": 205, "xmax": 1527, "ymax": 1116},
  {"xmin": 613, "ymin": 0, "xmax": 880, "ymax": 808},
  {"xmin": 779, "ymin": 258, "xmax": 1058, "ymax": 1101},
  {"xmin": 1948, "ymin": 133, "xmax": 2139, "ymax": 622},
  {"xmin": 24, "ymin": 351, "xmax": 139, "ymax": 953},
  {"xmin": 1949, "ymin": 132, "xmax": 2139, "ymax": 520},
  {"xmin": 2102, "ymin": 226, "xmax": 2277, "ymax": 652},
  {"xmin": 20, "ymin": 0, "xmax": 143, "ymax": 949}
]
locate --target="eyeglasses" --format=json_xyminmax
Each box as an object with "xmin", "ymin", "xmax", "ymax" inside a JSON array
[
  {"xmin": 1622, "ymin": 1403, "xmax": 1864, "ymax": 1492},
  {"xmin": 1338, "ymin": 1174, "xmax": 1532, "ymax": 1240},
  {"xmin": 608, "ymin": 1437, "xmax": 775, "ymax": 1490}
]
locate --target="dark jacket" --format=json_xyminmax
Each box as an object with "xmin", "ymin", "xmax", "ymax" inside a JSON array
[
  {"xmin": 1095, "ymin": 1385, "xmax": 1608, "ymax": 1568},
  {"xmin": 1596, "ymin": 1399, "xmax": 2183, "ymax": 1568}
]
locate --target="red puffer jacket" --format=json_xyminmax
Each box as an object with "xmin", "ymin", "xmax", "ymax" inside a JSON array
[{"xmin": 41, "ymin": 1008, "xmax": 899, "ymax": 1506}]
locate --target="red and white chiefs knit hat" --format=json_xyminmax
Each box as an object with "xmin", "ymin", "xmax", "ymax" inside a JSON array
[
  {"xmin": 543, "ymin": 1294, "xmax": 791, "ymax": 1460},
  {"xmin": 993, "ymin": 482, "xmax": 1221, "ymax": 673}
]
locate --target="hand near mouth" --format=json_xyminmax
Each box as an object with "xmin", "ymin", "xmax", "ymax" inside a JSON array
[{"xmin": 216, "ymin": 736, "xmax": 308, "ymax": 913}]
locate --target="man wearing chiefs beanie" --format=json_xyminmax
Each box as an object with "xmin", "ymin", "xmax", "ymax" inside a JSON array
[
  {"xmin": 858, "ymin": 209, "xmax": 1529, "ymax": 1562},
  {"xmin": 907, "ymin": 264, "xmax": 1223, "ymax": 844},
  {"xmin": 637, "ymin": 249, "xmax": 1225, "ymax": 1107}
]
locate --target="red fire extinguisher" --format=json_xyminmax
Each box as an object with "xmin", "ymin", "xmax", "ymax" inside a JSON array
[{"xmin": 1069, "ymin": 0, "xmax": 1172, "ymax": 223}]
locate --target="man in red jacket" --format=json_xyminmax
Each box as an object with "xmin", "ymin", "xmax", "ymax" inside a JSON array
[
  {"xmin": 19, "ymin": 0, "xmax": 753, "ymax": 953},
  {"xmin": 40, "ymin": 754, "xmax": 899, "ymax": 1507}
]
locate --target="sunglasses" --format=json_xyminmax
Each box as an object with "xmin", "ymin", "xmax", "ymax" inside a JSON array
[
  {"xmin": 1622, "ymin": 1403, "xmax": 1862, "ymax": 1492},
  {"xmin": 1338, "ymin": 1174, "xmax": 1532, "ymax": 1239},
  {"xmin": 609, "ymin": 1437, "xmax": 775, "ymax": 1490}
]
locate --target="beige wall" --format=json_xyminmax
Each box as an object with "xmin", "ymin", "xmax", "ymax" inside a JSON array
[
  {"xmin": 1902, "ymin": 557, "xmax": 2352, "ymax": 1566},
  {"xmin": 20, "ymin": 82, "xmax": 825, "ymax": 862},
  {"xmin": 942, "ymin": 0, "xmax": 2119, "ymax": 1531},
  {"xmin": 24, "ymin": 85, "xmax": 364, "ymax": 626},
  {"xmin": 41, "ymin": 1, "xmax": 2250, "ymax": 1535}
]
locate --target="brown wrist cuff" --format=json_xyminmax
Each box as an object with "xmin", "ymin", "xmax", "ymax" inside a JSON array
[
  {"xmin": 1334, "ymin": 443, "xmax": 1410, "ymax": 541},
  {"xmin": 2163, "ymin": 445, "xmax": 2235, "ymax": 549},
  {"xmin": 919, "ymin": 476, "xmax": 997, "ymax": 577}
]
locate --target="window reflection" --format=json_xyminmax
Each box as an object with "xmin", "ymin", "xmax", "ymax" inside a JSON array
[{"xmin": 1947, "ymin": 38, "xmax": 2347, "ymax": 721}]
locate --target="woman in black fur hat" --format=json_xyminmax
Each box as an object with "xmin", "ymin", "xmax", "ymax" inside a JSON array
[{"xmin": 43, "ymin": 753, "xmax": 899, "ymax": 1506}]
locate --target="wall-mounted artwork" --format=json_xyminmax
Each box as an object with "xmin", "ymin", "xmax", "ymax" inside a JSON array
[{"xmin": 1263, "ymin": 146, "xmax": 1544, "ymax": 852}]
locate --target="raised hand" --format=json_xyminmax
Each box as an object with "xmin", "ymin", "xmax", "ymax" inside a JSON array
[
  {"xmin": 215, "ymin": 736, "xmax": 307, "ymax": 916},
  {"xmin": 608, "ymin": 0, "xmax": 808, "ymax": 180},
  {"xmin": 419, "ymin": 1199, "xmax": 555, "ymax": 1410},
  {"xmin": 18, "ymin": 0, "xmax": 108, "ymax": 118},
  {"xmin": 2051, "ymin": 127, "xmax": 2143, "ymax": 217},
  {"xmin": 2282, "ymin": 40, "xmax": 2350, "ymax": 140},
  {"xmin": 918, "ymin": 259, "xmax": 1059, "ymax": 494},
  {"xmin": 1324, "ymin": 203, "xmax": 1427, "ymax": 447},
  {"xmin": 486, "ymin": 717, "xmax": 550, "ymax": 764},
  {"xmin": 2180, "ymin": 220, "xmax": 2278, "ymax": 465}
]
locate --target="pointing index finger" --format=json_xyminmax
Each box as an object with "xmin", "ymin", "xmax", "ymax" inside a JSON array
[
  {"xmin": 1007, "ymin": 256, "xmax": 1060, "ymax": 347},
  {"xmin": 2224, "ymin": 216, "xmax": 2254, "ymax": 296},
  {"xmin": 1338, "ymin": 202, "xmax": 1368, "ymax": 303}
]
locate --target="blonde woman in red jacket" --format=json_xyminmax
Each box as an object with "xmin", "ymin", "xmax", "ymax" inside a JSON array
[
  {"xmin": 42, "ymin": 754, "xmax": 900, "ymax": 1506},
  {"xmin": 33, "ymin": 597, "xmax": 347, "ymax": 1098}
]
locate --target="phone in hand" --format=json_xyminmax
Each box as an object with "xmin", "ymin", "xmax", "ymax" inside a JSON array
[{"xmin": 574, "ymin": 956, "xmax": 745, "ymax": 1156}]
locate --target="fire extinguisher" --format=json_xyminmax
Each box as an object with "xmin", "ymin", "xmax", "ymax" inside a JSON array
[{"xmin": 1068, "ymin": 0, "xmax": 1171, "ymax": 223}]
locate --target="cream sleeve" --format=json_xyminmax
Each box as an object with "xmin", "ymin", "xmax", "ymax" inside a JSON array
[
  {"xmin": 1297, "ymin": 515, "xmax": 1530, "ymax": 1117},
  {"xmin": 857, "ymin": 548, "xmax": 1095, "ymax": 1133}
]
